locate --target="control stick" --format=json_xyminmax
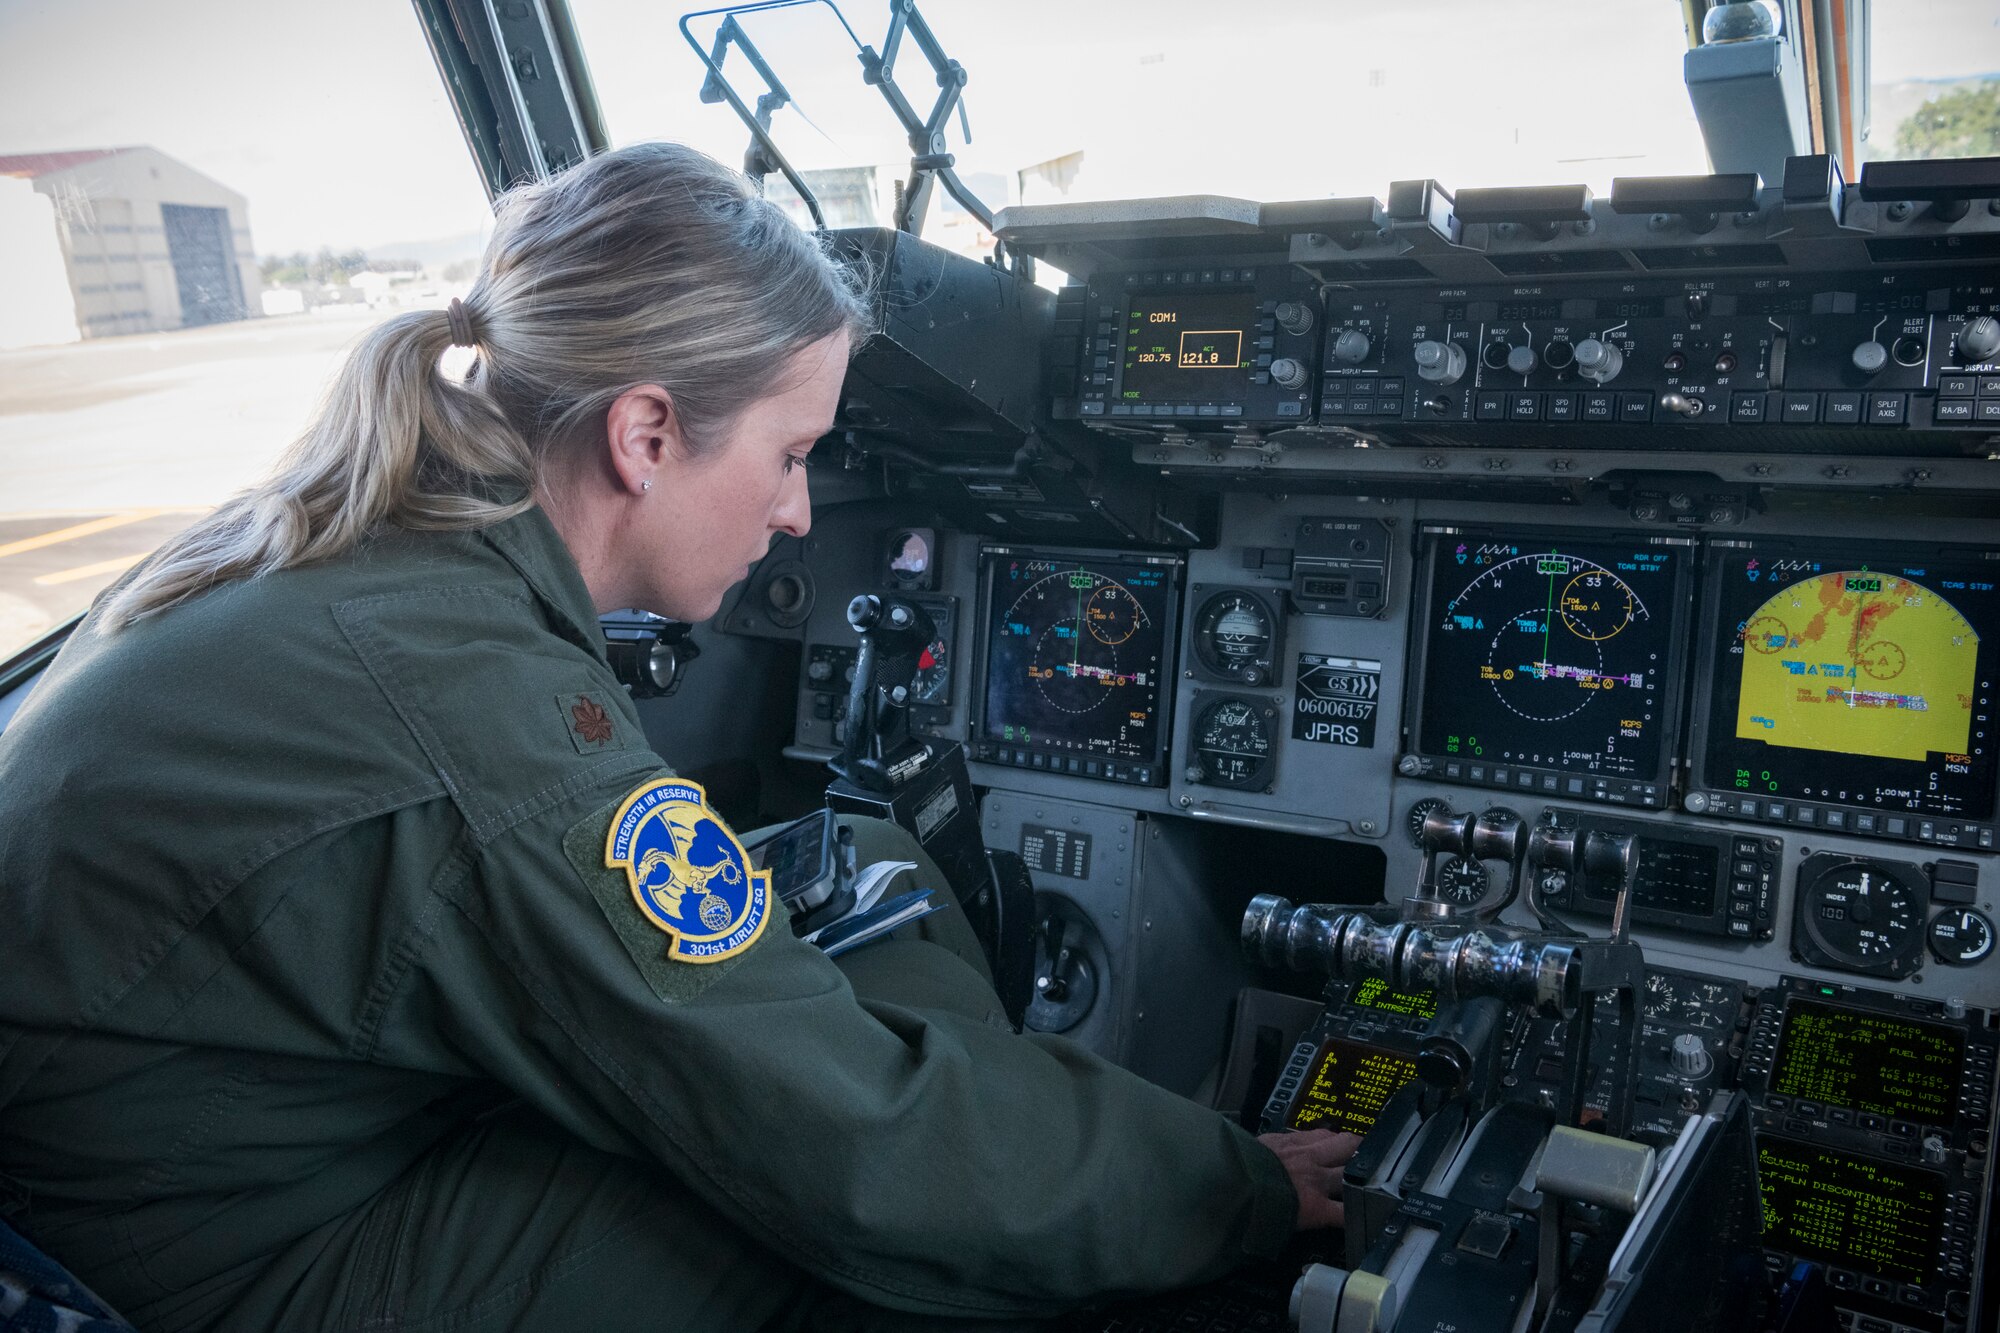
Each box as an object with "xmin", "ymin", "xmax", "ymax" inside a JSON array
[{"xmin": 828, "ymin": 594, "xmax": 936, "ymax": 793}]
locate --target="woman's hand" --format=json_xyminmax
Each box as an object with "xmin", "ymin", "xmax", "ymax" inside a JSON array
[{"xmin": 1258, "ymin": 1128, "xmax": 1364, "ymax": 1230}]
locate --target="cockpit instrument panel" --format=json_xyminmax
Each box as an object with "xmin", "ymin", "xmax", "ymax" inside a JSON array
[
  {"xmin": 971, "ymin": 547, "xmax": 1181, "ymax": 786},
  {"xmin": 1693, "ymin": 540, "xmax": 1998, "ymax": 850},
  {"xmin": 1403, "ymin": 527, "xmax": 1692, "ymax": 809}
]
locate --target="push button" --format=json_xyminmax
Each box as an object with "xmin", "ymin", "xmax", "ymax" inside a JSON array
[
  {"xmin": 1619, "ymin": 392, "xmax": 1653, "ymax": 422},
  {"xmin": 1475, "ymin": 392, "xmax": 1507, "ymax": 421},
  {"xmin": 1731, "ymin": 392, "xmax": 1766, "ymax": 422},
  {"xmin": 1546, "ymin": 392, "xmax": 1578, "ymax": 421},
  {"xmin": 1938, "ymin": 374, "xmax": 1975, "ymax": 397},
  {"xmin": 1582, "ymin": 392, "xmax": 1616, "ymax": 421},
  {"xmin": 1823, "ymin": 392, "xmax": 1863, "ymax": 424},
  {"xmin": 1867, "ymin": 393, "xmax": 1907, "ymax": 425},
  {"xmin": 1780, "ymin": 393, "xmax": 1819, "ymax": 422}
]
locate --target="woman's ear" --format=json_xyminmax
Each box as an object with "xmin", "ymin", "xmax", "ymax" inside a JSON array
[{"xmin": 603, "ymin": 384, "xmax": 685, "ymax": 495}]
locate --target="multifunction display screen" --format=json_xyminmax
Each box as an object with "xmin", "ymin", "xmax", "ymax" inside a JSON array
[
  {"xmin": 1118, "ymin": 290, "xmax": 1258, "ymax": 405},
  {"xmin": 1703, "ymin": 543, "xmax": 1997, "ymax": 820},
  {"xmin": 1285, "ymin": 1038, "xmax": 1419, "ymax": 1136},
  {"xmin": 1756, "ymin": 1137, "xmax": 1944, "ymax": 1284},
  {"xmin": 1582, "ymin": 837, "xmax": 1720, "ymax": 916},
  {"xmin": 1415, "ymin": 531, "xmax": 1686, "ymax": 780},
  {"xmin": 979, "ymin": 551, "xmax": 1177, "ymax": 766},
  {"xmin": 1345, "ymin": 978, "xmax": 1439, "ymax": 1021},
  {"xmin": 1771, "ymin": 999, "xmax": 1964, "ymax": 1128}
]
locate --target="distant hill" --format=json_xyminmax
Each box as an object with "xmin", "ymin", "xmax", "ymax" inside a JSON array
[{"xmin": 363, "ymin": 227, "xmax": 489, "ymax": 270}]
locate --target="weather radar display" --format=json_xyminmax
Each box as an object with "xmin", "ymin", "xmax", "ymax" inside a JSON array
[
  {"xmin": 1415, "ymin": 532, "xmax": 1684, "ymax": 781},
  {"xmin": 1704, "ymin": 544, "xmax": 1997, "ymax": 820},
  {"xmin": 978, "ymin": 551, "xmax": 1177, "ymax": 769}
]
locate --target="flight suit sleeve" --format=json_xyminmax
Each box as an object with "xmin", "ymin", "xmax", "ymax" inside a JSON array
[{"xmin": 400, "ymin": 775, "xmax": 1298, "ymax": 1319}]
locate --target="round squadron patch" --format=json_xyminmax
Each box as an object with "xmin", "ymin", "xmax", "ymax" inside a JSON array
[{"xmin": 605, "ymin": 778, "xmax": 770, "ymax": 963}]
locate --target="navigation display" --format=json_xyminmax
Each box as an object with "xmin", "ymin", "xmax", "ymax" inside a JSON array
[
  {"xmin": 1701, "ymin": 542, "xmax": 1998, "ymax": 821},
  {"xmin": 1118, "ymin": 290, "xmax": 1258, "ymax": 405},
  {"xmin": 1756, "ymin": 1138, "xmax": 1944, "ymax": 1284},
  {"xmin": 1770, "ymin": 999, "xmax": 1964, "ymax": 1128},
  {"xmin": 1413, "ymin": 529, "xmax": 1688, "ymax": 781},
  {"xmin": 1286, "ymin": 1038, "xmax": 1419, "ymax": 1136},
  {"xmin": 977, "ymin": 549, "xmax": 1178, "ymax": 770}
]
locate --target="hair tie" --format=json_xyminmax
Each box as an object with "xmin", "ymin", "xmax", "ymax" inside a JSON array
[{"xmin": 446, "ymin": 297, "xmax": 477, "ymax": 348}]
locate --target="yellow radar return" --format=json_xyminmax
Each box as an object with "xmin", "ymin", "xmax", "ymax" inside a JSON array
[
  {"xmin": 1735, "ymin": 570, "xmax": 1979, "ymax": 764},
  {"xmin": 1702, "ymin": 543, "xmax": 1999, "ymax": 825}
]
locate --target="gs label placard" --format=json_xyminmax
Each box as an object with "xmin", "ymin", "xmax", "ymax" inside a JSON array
[{"xmin": 1293, "ymin": 655, "xmax": 1381, "ymax": 747}]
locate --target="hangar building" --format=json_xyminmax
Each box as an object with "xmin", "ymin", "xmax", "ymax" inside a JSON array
[{"xmin": 0, "ymin": 146, "xmax": 262, "ymax": 347}]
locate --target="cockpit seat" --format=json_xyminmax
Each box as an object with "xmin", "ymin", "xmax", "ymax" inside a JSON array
[{"xmin": 0, "ymin": 1218, "xmax": 136, "ymax": 1332}]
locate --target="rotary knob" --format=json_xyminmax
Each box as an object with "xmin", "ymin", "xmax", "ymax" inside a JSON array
[
  {"xmin": 1330, "ymin": 328, "xmax": 1371, "ymax": 365},
  {"xmin": 1413, "ymin": 339, "xmax": 1467, "ymax": 385},
  {"xmin": 1269, "ymin": 357, "xmax": 1308, "ymax": 389},
  {"xmin": 1851, "ymin": 340, "xmax": 1889, "ymax": 375},
  {"xmin": 1506, "ymin": 344, "xmax": 1538, "ymax": 375},
  {"xmin": 1275, "ymin": 301, "xmax": 1316, "ymax": 336},
  {"xmin": 1669, "ymin": 1032, "xmax": 1713, "ymax": 1081},
  {"xmin": 1573, "ymin": 338, "xmax": 1624, "ymax": 384},
  {"xmin": 1921, "ymin": 1135, "xmax": 1948, "ymax": 1167},
  {"xmin": 1956, "ymin": 315, "xmax": 2000, "ymax": 363},
  {"xmin": 807, "ymin": 659, "xmax": 833, "ymax": 682}
]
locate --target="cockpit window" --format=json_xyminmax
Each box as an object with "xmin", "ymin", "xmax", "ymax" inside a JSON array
[
  {"xmin": 1867, "ymin": 0, "xmax": 2000, "ymax": 162},
  {"xmin": 0, "ymin": 1, "xmax": 491, "ymax": 663},
  {"xmin": 576, "ymin": 0, "xmax": 1711, "ymax": 255}
]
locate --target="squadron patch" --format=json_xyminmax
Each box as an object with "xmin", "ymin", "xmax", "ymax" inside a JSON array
[{"xmin": 604, "ymin": 778, "xmax": 770, "ymax": 963}]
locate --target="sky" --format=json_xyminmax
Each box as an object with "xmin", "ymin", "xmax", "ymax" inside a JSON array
[{"xmin": 0, "ymin": 0, "xmax": 1995, "ymax": 257}]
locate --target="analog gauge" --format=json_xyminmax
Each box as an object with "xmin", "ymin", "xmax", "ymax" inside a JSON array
[
  {"xmin": 887, "ymin": 529, "xmax": 932, "ymax": 584},
  {"xmin": 1435, "ymin": 855, "xmax": 1490, "ymax": 906},
  {"xmin": 908, "ymin": 598, "xmax": 954, "ymax": 708},
  {"xmin": 1192, "ymin": 589, "xmax": 1281, "ymax": 684},
  {"xmin": 1678, "ymin": 984, "xmax": 1731, "ymax": 1030},
  {"xmin": 1642, "ymin": 972, "xmax": 1676, "ymax": 1020},
  {"xmin": 911, "ymin": 634, "xmax": 950, "ymax": 706},
  {"xmin": 1795, "ymin": 856, "xmax": 1925, "ymax": 977},
  {"xmin": 1406, "ymin": 797, "xmax": 1452, "ymax": 849},
  {"xmin": 1190, "ymin": 695, "xmax": 1275, "ymax": 790},
  {"xmin": 1928, "ymin": 908, "xmax": 1995, "ymax": 967}
]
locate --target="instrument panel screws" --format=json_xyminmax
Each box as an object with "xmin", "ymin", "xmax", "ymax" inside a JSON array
[{"xmin": 1886, "ymin": 201, "xmax": 1913, "ymax": 222}]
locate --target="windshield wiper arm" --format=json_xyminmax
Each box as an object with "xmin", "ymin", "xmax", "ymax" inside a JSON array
[{"xmin": 680, "ymin": 1, "xmax": 834, "ymax": 228}]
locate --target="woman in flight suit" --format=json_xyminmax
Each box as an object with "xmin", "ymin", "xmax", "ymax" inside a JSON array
[{"xmin": 0, "ymin": 142, "xmax": 1355, "ymax": 1332}]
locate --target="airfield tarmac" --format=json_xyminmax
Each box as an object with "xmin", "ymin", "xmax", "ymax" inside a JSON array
[{"xmin": 0, "ymin": 306, "xmax": 392, "ymax": 657}]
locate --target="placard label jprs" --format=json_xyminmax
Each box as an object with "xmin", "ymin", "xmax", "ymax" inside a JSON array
[{"xmin": 1293, "ymin": 655, "xmax": 1381, "ymax": 747}]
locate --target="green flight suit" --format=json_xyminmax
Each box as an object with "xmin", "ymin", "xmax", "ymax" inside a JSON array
[{"xmin": 0, "ymin": 506, "xmax": 1297, "ymax": 1331}]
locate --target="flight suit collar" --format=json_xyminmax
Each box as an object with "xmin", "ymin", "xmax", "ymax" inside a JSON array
[{"xmin": 478, "ymin": 504, "xmax": 607, "ymax": 660}]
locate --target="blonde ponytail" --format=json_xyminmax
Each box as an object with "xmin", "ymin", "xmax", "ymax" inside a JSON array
[{"xmin": 100, "ymin": 141, "xmax": 866, "ymax": 629}]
